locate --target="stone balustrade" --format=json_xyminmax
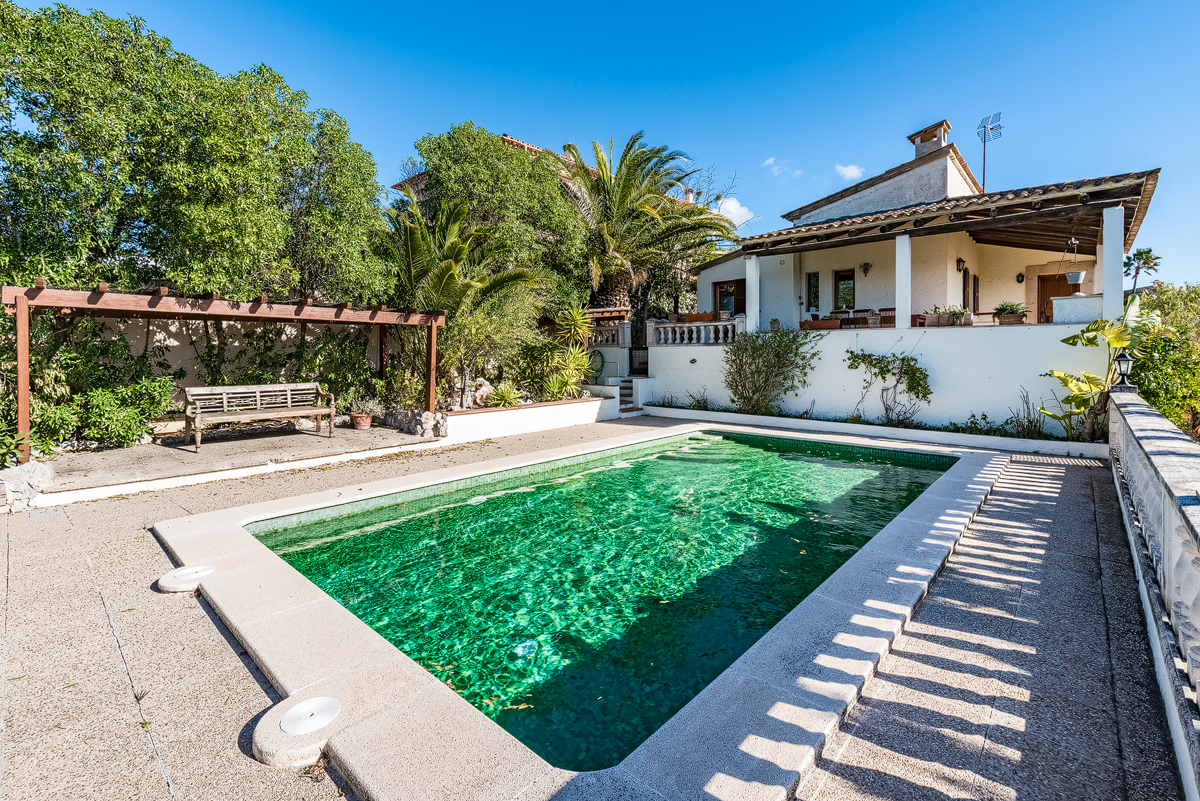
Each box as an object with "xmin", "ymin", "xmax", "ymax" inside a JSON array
[
  {"xmin": 646, "ymin": 315, "xmax": 745, "ymax": 346},
  {"xmin": 587, "ymin": 321, "xmax": 630, "ymax": 349}
]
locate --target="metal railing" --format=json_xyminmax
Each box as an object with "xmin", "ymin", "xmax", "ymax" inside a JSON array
[{"xmin": 646, "ymin": 315, "xmax": 745, "ymax": 346}]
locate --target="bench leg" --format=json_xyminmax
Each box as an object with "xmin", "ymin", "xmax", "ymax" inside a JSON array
[{"xmin": 194, "ymin": 423, "xmax": 202, "ymax": 451}]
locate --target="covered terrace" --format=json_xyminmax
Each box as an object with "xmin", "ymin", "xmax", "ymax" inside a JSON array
[{"xmin": 692, "ymin": 169, "xmax": 1158, "ymax": 333}]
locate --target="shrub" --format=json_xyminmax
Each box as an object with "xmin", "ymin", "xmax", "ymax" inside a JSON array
[
  {"xmin": 1007, "ymin": 386, "xmax": 1048, "ymax": 440},
  {"xmin": 722, "ymin": 329, "xmax": 824, "ymax": 416},
  {"xmin": 943, "ymin": 413, "xmax": 1007, "ymax": 437},
  {"xmin": 1130, "ymin": 328, "xmax": 1200, "ymax": 439},
  {"xmin": 845, "ymin": 349, "xmax": 932, "ymax": 427}
]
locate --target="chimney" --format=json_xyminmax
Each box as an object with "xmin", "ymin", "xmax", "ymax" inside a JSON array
[
  {"xmin": 906, "ymin": 120, "xmax": 952, "ymax": 159},
  {"xmin": 684, "ymin": 188, "xmax": 694, "ymax": 203}
]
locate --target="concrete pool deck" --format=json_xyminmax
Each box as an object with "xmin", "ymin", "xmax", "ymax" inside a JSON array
[{"xmin": 0, "ymin": 417, "xmax": 1183, "ymax": 800}]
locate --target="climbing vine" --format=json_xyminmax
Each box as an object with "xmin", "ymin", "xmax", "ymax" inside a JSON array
[{"xmin": 845, "ymin": 349, "xmax": 932, "ymax": 427}]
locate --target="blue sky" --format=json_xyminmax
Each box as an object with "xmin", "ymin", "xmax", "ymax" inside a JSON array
[{"xmin": 19, "ymin": 0, "xmax": 1200, "ymax": 285}]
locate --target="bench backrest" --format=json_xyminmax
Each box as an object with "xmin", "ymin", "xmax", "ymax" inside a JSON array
[{"xmin": 185, "ymin": 383, "xmax": 323, "ymax": 414}]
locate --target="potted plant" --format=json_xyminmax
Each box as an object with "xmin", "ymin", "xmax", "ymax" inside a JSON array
[
  {"xmin": 923, "ymin": 306, "xmax": 949, "ymax": 327},
  {"xmin": 769, "ymin": 318, "xmax": 781, "ymax": 331},
  {"xmin": 994, "ymin": 300, "xmax": 1028, "ymax": 325},
  {"xmin": 348, "ymin": 397, "xmax": 385, "ymax": 430},
  {"xmin": 945, "ymin": 304, "xmax": 968, "ymax": 326},
  {"xmin": 866, "ymin": 309, "xmax": 881, "ymax": 328},
  {"xmin": 717, "ymin": 309, "xmax": 732, "ymax": 321},
  {"xmin": 799, "ymin": 313, "xmax": 842, "ymax": 330}
]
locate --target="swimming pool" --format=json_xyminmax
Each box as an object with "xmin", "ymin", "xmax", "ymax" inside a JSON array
[{"xmin": 250, "ymin": 431, "xmax": 953, "ymax": 771}]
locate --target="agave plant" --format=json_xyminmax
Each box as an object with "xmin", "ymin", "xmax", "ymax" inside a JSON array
[{"xmin": 486, "ymin": 383, "xmax": 522, "ymax": 408}]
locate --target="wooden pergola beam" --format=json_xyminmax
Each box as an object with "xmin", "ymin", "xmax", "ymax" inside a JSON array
[{"xmin": 1, "ymin": 287, "xmax": 445, "ymax": 327}]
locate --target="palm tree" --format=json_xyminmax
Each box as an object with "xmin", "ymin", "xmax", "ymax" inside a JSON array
[
  {"xmin": 380, "ymin": 188, "xmax": 540, "ymax": 406},
  {"xmin": 1124, "ymin": 247, "xmax": 1161, "ymax": 295},
  {"xmin": 556, "ymin": 133, "xmax": 736, "ymax": 309}
]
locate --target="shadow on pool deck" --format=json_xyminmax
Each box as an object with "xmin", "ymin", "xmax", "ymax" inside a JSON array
[{"xmin": 791, "ymin": 455, "xmax": 1184, "ymax": 801}]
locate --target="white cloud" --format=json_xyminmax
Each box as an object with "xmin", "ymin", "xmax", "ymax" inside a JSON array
[
  {"xmin": 793, "ymin": 169, "xmax": 804, "ymax": 177},
  {"xmin": 761, "ymin": 157, "xmax": 775, "ymax": 167},
  {"xmin": 718, "ymin": 197, "xmax": 755, "ymax": 227},
  {"xmin": 835, "ymin": 164, "xmax": 865, "ymax": 181}
]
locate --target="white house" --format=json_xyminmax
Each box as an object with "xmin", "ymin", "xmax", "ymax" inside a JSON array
[
  {"xmin": 629, "ymin": 120, "xmax": 1160, "ymax": 432},
  {"xmin": 693, "ymin": 120, "xmax": 1157, "ymax": 330}
]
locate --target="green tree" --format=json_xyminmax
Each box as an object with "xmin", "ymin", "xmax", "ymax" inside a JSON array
[
  {"xmin": 0, "ymin": 2, "xmax": 385, "ymax": 302},
  {"xmin": 1124, "ymin": 247, "xmax": 1161, "ymax": 295},
  {"xmin": 411, "ymin": 122, "xmax": 586, "ymax": 295},
  {"xmin": 1129, "ymin": 328, "xmax": 1200, "ymax": 439},
  {"xmin": 557, "ymin": 133, "xmax": 736, "ymax": 309},
  {"xmin": 1142, "ymin": 282, "xmax": 1200, "ymax": 342}
]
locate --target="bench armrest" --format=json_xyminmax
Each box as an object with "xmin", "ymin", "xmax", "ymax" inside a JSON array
[
  {"xmin": 184, "ymin": 404, "xmax": 198, "ymax": 419},
  {"xmin": 316, "ymin": 386, "xmax": 335, "ymax": 413}
]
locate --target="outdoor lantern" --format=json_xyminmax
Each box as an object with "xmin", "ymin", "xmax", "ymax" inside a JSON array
[
  {"xmin": 956, "ymin": 257, "xmax": 966, "ymax": 272},
  {"xmin": 1113, "ymin": 351, "xmax": 1135, "ymax": 389}
]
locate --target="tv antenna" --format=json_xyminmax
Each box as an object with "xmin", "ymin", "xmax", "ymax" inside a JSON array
[{"xmin": 977, "ymin": 113, "xmax": 1003, "ymax": 192}]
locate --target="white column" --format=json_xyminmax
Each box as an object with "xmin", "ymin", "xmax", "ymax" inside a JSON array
[
  {"xmin": 895, "ymin": 235, "xmax": 912, "ymax": 329},
  {"xmin": 744, "ymin": 254, "xmax": 760, "ymax": 332},
  {"xmin": 1102, "ymin": 205, "xmax": 1125, "ymax": 320}
]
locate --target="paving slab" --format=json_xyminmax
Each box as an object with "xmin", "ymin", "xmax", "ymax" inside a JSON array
[
  {"xmin": 799, "ymin": 456, "xmax": 1185, "ymax": 801},
  {"xmin": 0, "ymin": 418, "xmax": 669, "ymax": 800}
]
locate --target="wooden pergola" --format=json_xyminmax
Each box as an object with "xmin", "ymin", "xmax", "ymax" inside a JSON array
[{"xmin": 2, "ymin": 283, "xmax": 446, "ymax": 463}]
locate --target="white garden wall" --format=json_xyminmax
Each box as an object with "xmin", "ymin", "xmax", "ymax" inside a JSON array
[
  {"xmin": 648, "ymin": 325, "xmax": 1108, "ymax": 434},
  {"xmin": 445, "ymin": 394, "xmax": 618, "ymax": 444}
]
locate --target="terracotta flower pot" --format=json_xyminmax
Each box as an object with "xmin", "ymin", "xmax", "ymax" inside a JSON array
[
  {"xmin": 996, "ymin": 314, "xmax": 1026, "ymax": 326},
  {"xmin": 350, "ymin": 412, "xmax": 373, "ymax": 430}
]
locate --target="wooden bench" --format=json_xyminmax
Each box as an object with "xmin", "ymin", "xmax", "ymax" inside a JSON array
[{"xmin": 183, "ymin": 383, "xmax": 335, "ymax": 449}]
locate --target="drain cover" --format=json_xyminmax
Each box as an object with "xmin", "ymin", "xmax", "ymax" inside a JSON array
[{"xmin": 279, "ymin": 697, "xmax": 341, "ymax": 735}]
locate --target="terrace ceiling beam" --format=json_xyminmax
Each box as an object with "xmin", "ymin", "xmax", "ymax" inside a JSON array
[{"xmin": 742, "ymin": 199, "xmax": 1124, "ymax": 257}]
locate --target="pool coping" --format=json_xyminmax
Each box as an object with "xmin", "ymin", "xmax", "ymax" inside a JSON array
[{"xmin": 151, "ymin": 423, "xmax": 1009, "ymax": 801}]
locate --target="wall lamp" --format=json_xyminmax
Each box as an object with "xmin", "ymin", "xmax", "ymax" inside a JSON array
[
  {"xmin": 859, "ymin": 262, "xmax": 872, "ymax": 277},
  {"xmin": 1016, "ymin": 273, "xmax": 1025, "ymax": 284},
  {"xmin": 956, "ymin": 257, "xmax": 966, "ymax": 272}
]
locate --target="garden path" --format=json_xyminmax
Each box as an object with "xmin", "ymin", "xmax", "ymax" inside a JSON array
[{"xmin": 799, "ymin": 455, "xmax": 1183, "ymax": 801}]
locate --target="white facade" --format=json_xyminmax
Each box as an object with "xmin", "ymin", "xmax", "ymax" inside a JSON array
[{"xmin": 793, "ymin": 152, "xmax": 977, "ymax": 226}]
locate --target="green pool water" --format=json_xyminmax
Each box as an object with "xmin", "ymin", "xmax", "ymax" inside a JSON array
[{"xmin": 252, "ymin": 432, "xmax": 951, "ymax": 771}]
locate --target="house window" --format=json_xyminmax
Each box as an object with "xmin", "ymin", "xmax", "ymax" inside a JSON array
[
  {"xmin": 712, "ymin": 279, "xmax": 746, "ymax": 316},
  {"xmin": 834, "ymin": 269, "xmax": 855, "ymax": 309},
  {"xmin": 805, "ymin": 272, "xmax": 820, "ymax": 312}
]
